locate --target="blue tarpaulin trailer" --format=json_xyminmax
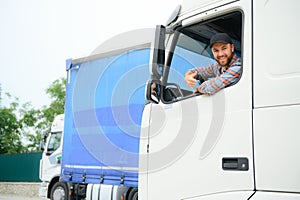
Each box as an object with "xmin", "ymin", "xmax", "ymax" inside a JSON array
[{"xmin": 61, "ymin": 44, "xmax": 151, "ymax": 189}]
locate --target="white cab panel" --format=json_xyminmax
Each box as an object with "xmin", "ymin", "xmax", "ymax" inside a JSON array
[{"xmin": 253, "ymin": 0, "xmax": 300, "ymax": 107}]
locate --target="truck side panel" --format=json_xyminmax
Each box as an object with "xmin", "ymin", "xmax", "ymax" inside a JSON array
[
  {"xmin": 253, "ymin": 0, "xmax": 300, "ymax": 193},
  {"xmin": 253, "ymin": 0, "xmax": 300, "ymax": 107}
]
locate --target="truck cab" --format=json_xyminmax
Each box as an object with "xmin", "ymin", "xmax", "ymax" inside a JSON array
[
  {"xmin": 39, "ymin": 114, "xmax": 67, "ymax": 200},
  {"xmin": 140, "ymin": 0, "xmax": 300, "ymax": 199}
]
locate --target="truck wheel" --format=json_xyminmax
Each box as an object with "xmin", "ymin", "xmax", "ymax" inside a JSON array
[
  {"xmin": 127, "ymin": 188, "xmax": 138, "ymax": 200},
  {"xmin": 50, "ymin": 182, "xmax": 68, "ymax": 200}
]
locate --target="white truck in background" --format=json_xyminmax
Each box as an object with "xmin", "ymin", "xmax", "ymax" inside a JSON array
[{"xmin": 39, "ymin": 114, "xmax": 65, "ymax": 200}]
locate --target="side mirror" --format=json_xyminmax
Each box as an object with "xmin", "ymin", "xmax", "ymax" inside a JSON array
[
  {"xmin": 40, "ymin": 131, "xmax": 48, "ymax": 151},
  {"xmin": 151, "ymin": 25, "xmax": 166, "ymax": 80},
  {"xmin": 146, "ymin": 80, "xmax": 160, "ymax": 104},
  {"xmin": 39, "ymin": 141, "xmax": 45, "ymax": 151}
]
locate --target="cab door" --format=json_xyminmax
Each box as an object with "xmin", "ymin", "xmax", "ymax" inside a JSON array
[{"xmin": 140, "ymin": 2, "xmax": 255, "ymax": 199}]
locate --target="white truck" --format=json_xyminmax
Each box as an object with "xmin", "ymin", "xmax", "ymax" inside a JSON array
[
  {"xmin": 39, "ymin": 114, "xmax": 66, "ymax": 199},
  {"xmin": 140, "ymin": 0, "xmax": 300, "ymax": 199},
  {"xmin": 40, "ymin": 0, "xmax": 300, "ymax": 199}
]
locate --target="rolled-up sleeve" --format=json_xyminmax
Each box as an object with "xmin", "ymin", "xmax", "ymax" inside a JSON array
[{"xmin": 199, "ymin": 64, "xmax": 241, "ymax": 95}]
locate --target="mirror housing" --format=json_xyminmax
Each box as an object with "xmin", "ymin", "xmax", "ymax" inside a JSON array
[
  {"xmin": 39, "ymin": 141, "xmax": 45, "ymax": 151},
  {"xmin": 165, "ymin": 5, "xmax": 181, "ymax": 26},
  {"xmin": 39, "ymin": 130, "xmax": 49, "ymax": 151},
  {"xmin": 150, "ymin": 25, "xmax": 166, "ymax": 81}
]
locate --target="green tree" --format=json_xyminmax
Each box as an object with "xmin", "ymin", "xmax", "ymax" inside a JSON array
[
  {"xmin": 0, "ymin": 77, "xmax": 66, "ymax": 153},
  {"xmin": 25, "ymin": 77, "xmax": 66, "ymax": 152},
  {"xmin": 42, "ymin": 77, "xmax": 66, "ymax": 122},
  {"xmin": 0, "ymin": 92, "xmax": 26, "ymax": 154},
  {"xmin": 18, "ymin": 102, "xmax": 42, "ymax": 152}
]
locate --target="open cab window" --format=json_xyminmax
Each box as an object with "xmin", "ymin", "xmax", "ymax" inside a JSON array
[{"xmin": 161, "ymin": 11, "xmax": 243, "ymax": 103}]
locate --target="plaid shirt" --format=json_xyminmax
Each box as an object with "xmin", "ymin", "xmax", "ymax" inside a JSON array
[{"xmin": 194, "ymin": 54, "xmax": 241, "ymax": 95}]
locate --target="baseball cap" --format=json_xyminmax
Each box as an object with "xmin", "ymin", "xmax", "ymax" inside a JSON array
[{"xmin": 210, "ymin": 33, "xmax": 232, "ymax": 47}]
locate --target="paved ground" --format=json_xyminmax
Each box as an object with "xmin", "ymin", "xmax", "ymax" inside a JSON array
[
  {"xmin": 0, "ymin": 182, "xmax": 43, "ymax": 200},
  {"xmin": 0, "ymin": 194, "xmax": 44, "ymax": 200}
]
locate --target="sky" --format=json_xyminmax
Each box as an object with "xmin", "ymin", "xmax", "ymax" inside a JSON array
[{"xmin": 0, "ymin": 0, "xmax": 182, "ymax": 108}]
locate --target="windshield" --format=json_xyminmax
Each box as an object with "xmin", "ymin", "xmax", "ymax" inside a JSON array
[{"xmin": 47, "ymin": 131, "xmax": 62, "ymax": 153}]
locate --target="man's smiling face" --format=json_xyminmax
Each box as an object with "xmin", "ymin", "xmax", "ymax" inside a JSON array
[{"xmin": 211, "ymin": 42, "xmax": 234, "ymax": 67}]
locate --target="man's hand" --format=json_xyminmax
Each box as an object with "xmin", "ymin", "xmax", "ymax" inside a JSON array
[
  {"xmin": 184, "ymin": 70, "xmax": 198, "ymax": 88},
  {"xmin": 151, "ymin": 83, "xmax": 157, "ymax": 95},
  {"xmin": 193, "ymin": 83, "xmax": 210, "ymax": 95},
  {"xmin": 193, "ymin": 85, "xmax": 201, "ymax": 94}
]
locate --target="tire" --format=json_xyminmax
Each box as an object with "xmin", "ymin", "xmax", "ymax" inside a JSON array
[
  {"xmin": 127, "ymin": 188, "xmax": 138, "ymax": 200},
  {"xmin": 50, "ymin": 182, "xmax": 68, "ymax": 200}
]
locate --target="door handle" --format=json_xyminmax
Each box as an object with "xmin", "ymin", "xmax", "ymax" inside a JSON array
[{"xmin": 222, "ymin": 157, "xmax": 249, "ymax": 171}]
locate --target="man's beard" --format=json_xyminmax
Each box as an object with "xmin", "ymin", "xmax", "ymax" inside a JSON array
[{"xmin": 217, "ymin": 53, "xmax": 234, "ymax": 67}]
